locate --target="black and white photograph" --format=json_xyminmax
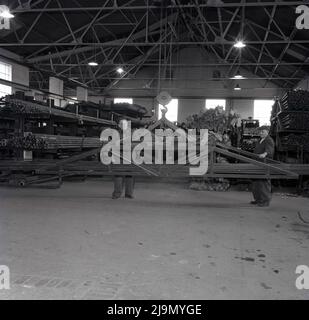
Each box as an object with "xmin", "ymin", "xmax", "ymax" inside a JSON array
[{"xmin": 0, "ymin": 0, "xmax": 309, "ymax": 305}]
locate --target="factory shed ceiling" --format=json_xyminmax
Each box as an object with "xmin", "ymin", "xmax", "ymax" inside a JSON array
[{"xmin": 0, "ymin": 0, "xmax": 308, "ymax": 94}]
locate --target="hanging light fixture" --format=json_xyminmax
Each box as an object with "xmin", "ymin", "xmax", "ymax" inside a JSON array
[
  {"xmin": 234, "ymin": 40, "xmax": 246, "ymax": 48},
  {"xmin": 234, "ymin": 84, "xmax": 242, "ymax": 91},
  {"xmin": 231, "ymin": 71, "xmax": 245, "ymax": 79},
  {"xmin": 117, "ymin": 67, "xmax": 124, "ymax": 74},
  {"xmin": 234, "ymin": 6, "xmax": 246, "ymax": 49}
]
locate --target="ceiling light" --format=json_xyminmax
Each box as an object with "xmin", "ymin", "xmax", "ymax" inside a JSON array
[
  {"xmin": 117, "ymin": 67, "xmax": 124, "ymax": 74},
  {"xmin": 88, "ymin": 61, "xmax": 98, "ymax": 66},
  {"xmin": 0, "ymin": 10, "xmax": 14, "ymax": 18},
  {"xmin": 231, "ymin": 71, "xmax": 245, "ymax": 79},
  {"xmin": 234, "ymin": 40, "xmax": 246, "ymax": 48},
  {"xmin": 234, "ymin": 74, "xmax": 244, "ymax": 79},
  {"xmin": 234, "ymin": 84, "xmax": 242, "ymax": 91}
]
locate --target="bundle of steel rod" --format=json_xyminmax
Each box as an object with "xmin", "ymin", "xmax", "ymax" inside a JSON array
[
  {"xmin": 0, "ymin": 134, "xmax": 48, "ymax": 150},
  {"xmin": 278, "ymin": 112, "xmax": 309, "ymax": 130},
  {"xmin": 281, "ymin": 90, "xmax": 309, "ymax": 111},
  {"xmin": 32, "ymin": 134, "xmax": 102, "ymax": 150},
  {"xmin": 0, "ymin": 160, "xmax": 308, "ymax": 178},
  {"xmin": 0, "ymin": 97, "xmax": 115, "ymax": 125},
  {"xmin": 103, "ymin": 102, "xmax": 147, "ymax": 117},
  {"xmin": 0, "ymin": 97, "xmax": 61, "ymax": 114},
  {"xmin": 281, "ymin": 134, "xmax": 309, "ymax": 151},
  {"xmin": 0, "ymin": 132, "xmax": 215, "ymax": 152},
  {"xmin": 0, "ymin": 134, "xmax": 102, "ymax": 150}
]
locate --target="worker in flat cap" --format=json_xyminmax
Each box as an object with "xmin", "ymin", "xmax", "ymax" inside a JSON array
[{"xmin": 251, "ymin": 126, "xmax": 275, "ymax": 207}]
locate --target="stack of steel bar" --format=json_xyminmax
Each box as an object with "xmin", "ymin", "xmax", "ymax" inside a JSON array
[
  {"xmin": 0, "ymin": 134, "xmax": 102, "ymax": 150},
  {"xmin": 0, "ymin": 97, "xmax": 115, "ymax": 126},
  {"xmin": 281, "ymin": 133, "xmax": 309, "ymax": 151},
  {"xmin": 32, "ymin": 134, "xmax": 101, "ymax": 150},
  {"xmin": 0, "ymin": 134, "xmax": 47, "ymax": 149},
  {"xmin": 281, "ymin": 90, "xmax": 309, "ymax": 111},
  {"xmin": 271, "ymin": 90, "xmax": 309, "ymax": 157},
  {"xmin": 278, "ymin": 112, "xmax": 309, "ymax": 130},
  {"xmin": 0, "ymin": 160, "xmax": 308, "ymax": 179},
  {"xmin": 0, "ymin": 132, "xmax": 208, "ymax": 151}
]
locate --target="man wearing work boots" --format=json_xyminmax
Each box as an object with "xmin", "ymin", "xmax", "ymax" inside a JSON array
[{"xmin": 251, "ymin": 127, "xmax": 275, "ymax": 207}]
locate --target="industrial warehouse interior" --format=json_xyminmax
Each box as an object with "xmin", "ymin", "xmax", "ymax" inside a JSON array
[{"xmin": 0, "ymin": 0, "xmax": 309, "ymax": 302}]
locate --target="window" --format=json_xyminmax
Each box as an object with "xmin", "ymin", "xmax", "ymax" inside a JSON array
[
  {"xmin": 158, "ymin": 99, "xmax": 178, "ymax": 122},
  {"xmin": 114, "ymin": 98, "xmax": 133, "ymax": 104},
  {"xmin": 254, "ymin": 100, "xmax": 274, "ymax": 126},
  {"xmin": 0, "ymin": 61, "xmax": 12, "ymax": 98},
  {"xmin": 205, "ymin": 99, "xmax": 226, "ymax": 110}
]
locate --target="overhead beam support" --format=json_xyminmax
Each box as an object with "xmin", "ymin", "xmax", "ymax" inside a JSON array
[
  {"xmin": 26, "ymin": 12, "xmax": 178, "ymax": 63},
  {"xmin": 11, "ymin": 2, "xmax": 307, "ymax": 13},
  {"xmin": 2, "ymin": 40, "xmax": 309, "ymax": 48}
]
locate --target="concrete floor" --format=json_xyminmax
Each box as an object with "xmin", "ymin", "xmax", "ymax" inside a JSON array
[{"xmin": 0, "ymin": 180, "xmax": 309, "ymax": 300}]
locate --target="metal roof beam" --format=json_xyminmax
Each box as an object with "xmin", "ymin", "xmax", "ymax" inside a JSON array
[
  {"xmin": 11, "ymin": 2, "xmax": 307, "ymax": 13},
  {"xmin": 25, "ymin": 12, "xmax": 178, "ymax": 63},
  {"xmin": 2, "ymin": 40, "xmax": 309, "ymax": 48},
  {"xmin": 21, "ymin": 0, "xmax": 52, "ymax": 43},
  {"xmin": 264, "ymin": 27, "xmax": 299, "ymax": 87},
  {"xmin": 24, "ymin": 0, "xmax": 138, "ymax": 60},
  {"xmin": 35, "ymin": 62, "xmax": 309, "ymax": 67},
  {"xmin": 254, "ymin": 3, "xmax": 277, "ymax": 74}
]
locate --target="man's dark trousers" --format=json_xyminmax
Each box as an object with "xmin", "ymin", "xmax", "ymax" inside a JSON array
[
  {"xmin": 113, "ymin": 176, "xmax": 134, "ymax": 198},
  {"xmin": 252, "ymin": 179, "xmax": 272, "ymax": 204}
]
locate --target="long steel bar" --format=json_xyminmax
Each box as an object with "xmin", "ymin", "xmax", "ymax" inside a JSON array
[{"xmin": 214, "ymin": 147, "xmax": 298, "ymax": 177}]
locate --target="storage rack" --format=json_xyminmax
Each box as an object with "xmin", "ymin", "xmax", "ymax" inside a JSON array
[
  {"xmin": 271, "ymin": 90, "xmax": 309, "ymax": 164},
  {"xmin": 0, "ymin": 93, "xmax": 151, "ymax": 161},
  {"xmin": 0, "ymin": 94, "xmax": 118, "ymax": 159}
]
